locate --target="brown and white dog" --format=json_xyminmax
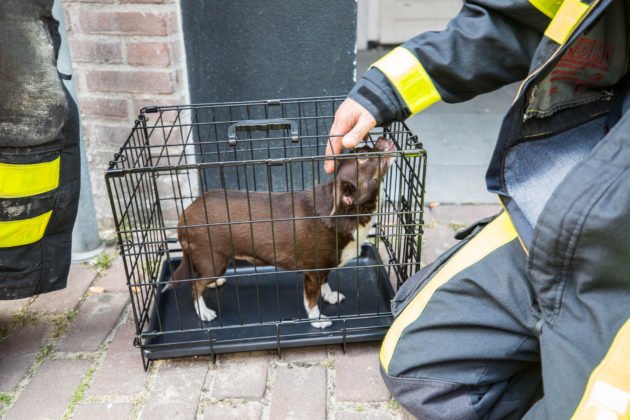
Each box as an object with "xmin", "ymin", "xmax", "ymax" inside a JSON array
[{"xmin": 173, "ymin": 137, "xmax": 395, "ymax": 328}]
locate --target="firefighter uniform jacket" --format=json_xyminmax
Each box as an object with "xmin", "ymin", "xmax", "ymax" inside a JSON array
[
  {"xmin": 350, "ymin": 0, "xmax": 630, "ymax": 418},
  {"xmin": 0, "ymin": 0, "xmax": 80, "ymax": 298}
]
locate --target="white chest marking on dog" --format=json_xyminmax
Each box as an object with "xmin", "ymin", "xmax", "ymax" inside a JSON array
[{"xmin": 339, "ymin": 216, "xmax": 374, "ymax": 266}]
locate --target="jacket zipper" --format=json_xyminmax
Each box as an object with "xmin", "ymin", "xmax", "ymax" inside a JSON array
[{"xmin": 513, "ymin": 0, "xmax": 603, "ymax": 107}]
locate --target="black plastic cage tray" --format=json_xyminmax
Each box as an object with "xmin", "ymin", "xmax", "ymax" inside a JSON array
[{"xmin": 145, "ymin": 243, "xmax": 394, "ymax": 360}]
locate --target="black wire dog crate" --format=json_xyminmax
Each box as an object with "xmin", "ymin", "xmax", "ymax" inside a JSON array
[{"xmin": 106, "ymin": 96, "xmax": 426, "ymax": 368}]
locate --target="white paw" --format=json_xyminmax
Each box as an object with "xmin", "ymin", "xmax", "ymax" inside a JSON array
[
  {"xmin": 321, "ymin": 283, "xmax": 345, "ymax": 304},
  {"xmin": 195, "ymin": 296, "xmax": 217, "ymax": 322},
  {"xmin": 304, "ymin": 297, "xmax": 333, "ymax": 329},
  {"xmin": 207, "ymin": 277, "xmax": 226, "ymax": 288},
  {"xmin": 310, "ymin": 316, "xmax": 333, "ymax": 329}
]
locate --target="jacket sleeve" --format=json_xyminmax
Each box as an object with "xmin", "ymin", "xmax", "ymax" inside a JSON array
[{"xmin": 350, "ymin": 0, "xmax": 559, "ymax": 124}]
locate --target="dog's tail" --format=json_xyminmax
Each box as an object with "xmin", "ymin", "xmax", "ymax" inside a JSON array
[{"xmin": 162, "ymin": 250, "xmax": 193, "ymax": 293}]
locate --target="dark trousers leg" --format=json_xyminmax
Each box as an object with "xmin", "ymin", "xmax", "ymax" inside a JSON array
[{"xmin": 381, "ymin": 213, "xmax": 542, "ymax": 419}]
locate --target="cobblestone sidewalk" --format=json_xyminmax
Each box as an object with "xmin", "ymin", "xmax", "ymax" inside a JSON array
[{"xmin": 0, "ymin": 204, "xmax": 500, "ymax": 420}]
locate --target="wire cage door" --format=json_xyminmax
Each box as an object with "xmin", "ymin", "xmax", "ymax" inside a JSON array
[{"xmin": 106, "ymin": 96, "xmax": 426, "ymax": 367}]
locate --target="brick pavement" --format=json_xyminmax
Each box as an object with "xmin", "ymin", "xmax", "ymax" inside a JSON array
[{"xmin": 0, "ymin": 204, "xmax": 499, "ymax": 419}]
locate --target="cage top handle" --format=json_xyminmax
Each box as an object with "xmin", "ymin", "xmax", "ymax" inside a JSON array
[{"xmin": 227, "ymin": 118, "xmax": 299, "ymax": 145}]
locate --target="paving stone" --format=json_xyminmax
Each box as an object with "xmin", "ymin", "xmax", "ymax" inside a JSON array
[
  {"xmin": 429, "ymin": 204, "xmax": 502, "ymax": 226},
  {"xmin": 0, "ymin": 323, "xmax": 49, "ymax": 392},
  {"xmin": 421, "ymin": 225, "xmax": 458, "ymax": 266},
  {"xmin": 335, "ymin": 410, "xmax": 398, "ymax": 420},
  {"xmin": 335, "ymin": 343, "xmax": 390, "ymax": 402},
  {"xmin": 73, "ymin": 402, "xmax": 134, "ymax": 420},
  {"xmin": 201, "ymin": 402, "xmax": 263, "ymax": 419},
  {"xmin": 56, "ymin": 292, "xmax": 129, "ymax": 352},
  {"xmin": 218, "ymin": 350, "xmax": 273, "ymax": 362},
  {"xmin": 30, "ymin": 263, "xmax": 97, "ymax": 314},
  {"xmin": 0, "ymin": 298, "xmax": 31, "ymax": 321},
  {"xmin": 211, "ymin": 352, "xmax": 269, "ymax": 399},
  {"xmin": 281, "ymin": 345, "xmax": 329, "ymax": 364},
  {"xmin": 401, "ymin": 407, "xmax": 415, "ymax": 419},
  {"xmin": 91, "ymin": 256, "xmax": 130, "ymax": 294},
  {"xmin": 269, "ymin": 365, "xmax": 326, "ymax": 420},
  {"xmin": 140, "ymin": 358, "xmax": 208, "ymax": 419},
  {"xmin": 88, "ymin": 318, "xmax": 147, "ymax": 396},
  {"xmin": 7, "ymin": 359, "xmax": 91, "ymax": 419}
]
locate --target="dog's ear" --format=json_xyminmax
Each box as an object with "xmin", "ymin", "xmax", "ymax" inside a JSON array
[
  {"xmin": 340, "ymin": 180, "xmax": 356, "ymax": 207},
  {"xmin": 330, "ymin": 179, "xmax": 356, "ymax": 215}
]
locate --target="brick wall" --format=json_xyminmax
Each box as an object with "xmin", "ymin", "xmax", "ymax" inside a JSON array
[{"xmin": 63, "ymin": 0, "xmax": 189, "ymax": 231}]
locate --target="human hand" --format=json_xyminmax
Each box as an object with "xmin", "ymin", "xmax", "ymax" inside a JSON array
[{"xmin": 324, "ymin": 98, "xmax": 377, "ymax": 174}]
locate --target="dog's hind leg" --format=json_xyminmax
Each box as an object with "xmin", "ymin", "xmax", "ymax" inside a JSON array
[
  {"xmin": 303, "ymin": 272, "xmax": 332, "ymax": 329},
  {"xmin": 190, "ymin": 257, "xmax": 227, "ymax": 322},
  {"xmin": 162, "ymin": 250, "xmax": 193, "ymax": 293}
]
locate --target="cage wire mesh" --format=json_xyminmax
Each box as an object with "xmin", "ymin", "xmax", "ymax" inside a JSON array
[{"xmin": 106, "ymin": 96, "xmax": 426, "ymax": 367}]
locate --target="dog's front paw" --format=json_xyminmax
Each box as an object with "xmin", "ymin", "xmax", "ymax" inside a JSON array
[
  {"xmin": 322, "ymin": 290, "xmax": 345, "ymax": 304},
  {"xmin": 197, "ymin": 306, "xmax": 217, "ymax": 322},
  {"xmin": 321, "ymin": 283, "xmax": 345, "ymax": 304},
  {"xmin": 310, "ymin": 315, "xmax": 332, "ymax": 329},
  {"xmin": 194, "ymin": 296, "xmax": 217, "ymax": 322}
]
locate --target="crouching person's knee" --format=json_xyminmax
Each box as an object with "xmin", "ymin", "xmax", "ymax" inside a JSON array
[{"xmin": 380, "ymin": 364, "xmax": 478, "ymax": 420}]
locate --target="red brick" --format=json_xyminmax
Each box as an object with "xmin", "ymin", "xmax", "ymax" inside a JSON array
[
  {"xmin": 169, "ymin": 40, "xmax": 184, "ymax": 63},
  {"xmin": 70, "ymin": 39, "xmax": 122, "ymax": 63},
  {"xmin": 132, "ymin": 94, "xmax": 185, "ymax": 115},
  {"xmin": 78, "ymin": 96, "xmax": 129, "ymax": 119},
  {"xmin": 78, "ymin": 10, "xmax": 175, "ymax": 36},
  {"xmin": 86, "ymin": 69, "xmax": 175, "ymax": 94},
  {"xmin": 89, "ymin": 123, "xmax": 134, "ymax": 149},
  {"xmin": 127, "ymin": 41, "xmax": 171, "ymax": 66},
  {"xmin": 63, "ymin": 7, "xmax": 79, "ymax": 33}
]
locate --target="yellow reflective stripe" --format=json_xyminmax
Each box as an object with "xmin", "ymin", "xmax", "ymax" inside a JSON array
[
  {"xmin": 572, "ymin": 318, "xmax": 630, "ymax": 419},
  {"xmin": 498, "ymin": 196, "xmax": 529, "ymax": 256},
  {"xmin": 0, "ymin": 157, "xmax": 61, "ymax": 198},
  {"xmin": 371, "ymin": 47, "xmax": 442, "ymax": 115},
  {"xmin": 0, "ymin": 210, "xmax": 52, "ymax": 248},
  {"xmin": 529, "ymin": 0, "xmax": 564, "ymax": 18},
  {"xmin": 544, "ymin": 0, "xmax": 590, "ymax": 45},
  {"xmin": 380, "ymin": 212, "xmax": 518, "ymax": 372}
]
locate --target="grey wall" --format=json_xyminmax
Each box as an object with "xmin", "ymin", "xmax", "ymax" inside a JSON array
[{"xmin": 180, "ymin": 0, "xmax": 357, "ymax": 103}]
